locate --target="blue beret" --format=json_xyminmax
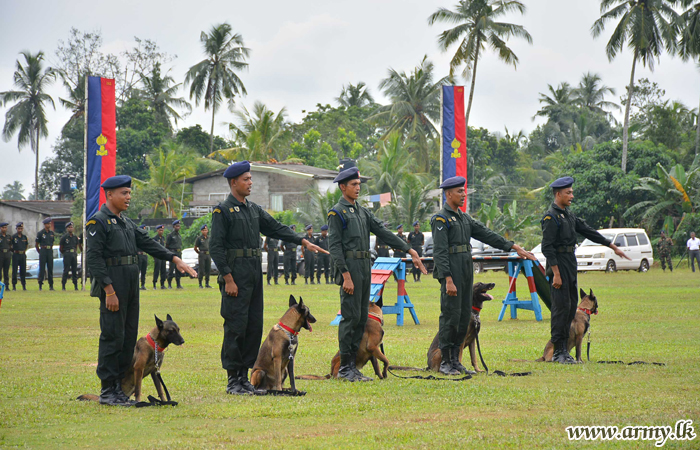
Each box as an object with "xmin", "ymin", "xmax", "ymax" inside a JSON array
[
  {"xmin": 16, "ymin": 222, "xmax": 23, "ymax": 227},
  {"xmin": 223, "ymin": 161, "xmax": 251, "ymax": 179},
  {"xmin": 439, "ymin": 176, "xmax": 466, "ymax": 190},
  {"xmin": 320, "ymin": 224, "xmax": 328, "ymax": 231},
  {"xmin": 550, "ymin": 176, "xmax": 574, "ymax": 189},
  {"xmin": 305, "ymin": 224, "xmax": 313, "ymax": 231},
  {"xmin": 413, "ymin": 221, "xmax": 420, "ymax": 227},
  {"xmin": 290, "ymin": 224, "xmax": 296, "ymax": 230},
  {"xmin": 139, "ymin": 225, "xmax": 146, "ymax": 229},
  {"xmin": 200, "ymin": 224, "xmax": 208, "ymax": 230},
  {"xmin": 42, "ymin": 218, "xmax": 52, "ymax": 224},
  {"xmin": 172, "ymin": 220, "xmax": 180, "ymax": 226},
  {"xmin": 0, "ymin": 222, "xmax": 8, "ymax": 227},
  {"xmin": 66, "ymin": 222, "xmax": 74, "ymax": 228},
  {"xmin": 101, "ymin": 175, "xmax": 132, "ymax": 190},
  {"xmin": 383, "ymin": 222, "xmax": 390, "ymax": 227},
  {"xmin": 396, "ymin": 224, "xmax": 403, "ymax": 230},
  {"xmin": 156, "ymin": 224, "xmax": 164, "ymax": 230},
  {"xmin": 333, "ymin": 167, "xmax": 360, "ymax": 183}
]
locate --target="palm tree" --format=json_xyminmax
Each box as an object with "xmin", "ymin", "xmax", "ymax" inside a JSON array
[
  {"xmin": 591, "ymin": 0, "xmax": 679, "ymax": 173},
  {"xmin": 573, "ymin": 72, "xmax": 620, "ymax": 116},
  {"xmin": 140, "ymin": 62, "xmax": 191, "ymax": 129},
  {"xmin": 145, "ymin": 142, "xmax": 197, "ymax": 217},
  {"xmin": 58, "ymin": 71, "xmax": 86, "ymax": 124},
  {"xmin": 336, "ymin": 82, "xmax": 375, "ymax": 108},
  {"xmin": 368, "ymin": 56, "xmax": 447, "ymax": 171},
  {"xmin": 185, "ymin": 23, "xmax": 249, "ymax": 153},
  {"xmin": 358, "ymin": 132, "xmax": 416, "ymax": 196},
  {"xmin": 677, "ymin": 2, "xmax": 700, "ymax": 154},
  {"xmin": 1, "ymin": 181, "xmax": 26, "ymax": 200},
  {"xmin": 295, "ymin": 187, "xmax": 343, "ymax": 229},
  {"xmin": 534, "ymin": 82, "xmax": 577, "ymax": 125},
  {"xmin": 383, "ymin": 174, "xmax": 437, "ymax": 227},
  {"xmin": 1, "ymin": 51, "xmax": 57, "ymax": 200},
  {"xmin": 428, "ymin": 0, "xmax": 532, "ymax": 128}
]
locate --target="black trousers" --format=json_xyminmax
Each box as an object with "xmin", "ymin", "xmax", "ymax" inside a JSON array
[
  {"xmin": 266, "ymin": 251, "xmax": 278, "ymax": 282},
  {"xmin": 1, "ymin": 251, "xmax": 11, "ymax": 286},
  {"xmin": 138, "ymin": 254, "xmax": 148, "ymax": 286},
  {"xmin": 438, "ymin": 253, "xmax": 473, "ymax": 351},
  {"xmin": 12, "ymin": 253, "xmax": 26, "ymax": 287},
  {"xmin": 338, "ymin": 258, "xmax": 372, "ymax": 355},
  {"xmin": 304, "ymin": 250, "xmax": 315, "ymax": 279},
  {"xmin": 411, "ymin": 247, "xmax": 423, "ymax": 279},
  {"xmin": 199, "ymin": 254, "xmax": 211, "ymax": 285},
  {"xmin": 97, "ymin": 264, "xmax": 140, "ymax": 381},
  {"xmin": 39, "ymin": 248, "xmax": 54, "ymax": 286},
  {"xmin": 62, "ymin": 252, "xmax": 78, "ymax": 286},
  {"xmin": 283, "ymin": 252, "xmax": 297, "ymax": 281},
  {"xmin": 167, "ymin": 251, "xmax": 182, "ymax": 286},
  {"xmin": 153, "ymin": 259, "xmax": 167, "ymax": 286},
  {"xmin": 549, "ymin": 253, "xmax": 578, "ymax": 345},
  {"xmin": 316, "ymin": 254, "xmax": 330, "ymax": 281},
  {"xmin": 220, "ymin": 257, "xmax": 264, "ymax": 371}
]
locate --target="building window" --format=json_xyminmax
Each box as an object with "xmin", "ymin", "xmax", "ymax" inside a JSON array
[{"xmin": 270, "ymin": 194, "xmax": 284, "ymax": 212}]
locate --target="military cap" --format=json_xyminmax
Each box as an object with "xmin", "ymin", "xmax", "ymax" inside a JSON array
[
  {"xmin": 320, "ymin": 224, "xmax": 328, "ymax": 231},
  {"xmin": 42, "ymin": 217, "xmax": 52, "ymax": 224},
  {"xmin": 290, "ymin": 224, "xmax": 296, "ymax": 230},
  {"xmin": 200, "ymin": 224, "xmax": 208, "ymax": 230},
  {"xmin": 156, "ymin": 224, "xmax": 164, "ymax": 230},
  {"xmin": 172, "ymin": 219, "xmax": 180, "ymax": 226},
  {"xmin": 412, "ymin": 220, "xmax": 420, "ymax": 227},
  {"xmin": 333, "ymin": 167, "xmax": 360, "ymax": 184},
  {"xmin": 439, "ymin": 176, "xmax": 466, "ymax": 190},
  {"xmin": 66, "ymin": 222, "xmax": 74, "ymax": 228},
  {"xmin": 305, "ymin": 224, "xmax": 313, "ymax": 231},
  {"xmin": 550, "ymin": 176, "xmax": 574, "ymax": 189},
  {"xmin": 383, "ymin": 222, "xmax": 390, "ymax": 227},
  {"xmin": 223, "ymin": 160, "xmax": 251, "ymax": 179},
  {"xmin": 16, "ymin": 222, "xmax": 23, "ymax": 227},
  {"xmin": 0, "ymin": 222, "xmax": 8, "ymax": 227},
  {"xmin": 139, "ymin": 225, "xmax": 146, "ymax": 229},
  {"xmin": 396, "ymin": 224, "xmax": 403, "ymax": 230},
  {"xmin": 101, "ymin": 175, "xmax": 132, "ymax": 190}
]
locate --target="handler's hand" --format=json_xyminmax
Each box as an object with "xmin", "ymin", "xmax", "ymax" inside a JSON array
[
  {"xmin": 445, "ymin": 276, "xmax": 458, "ymax": 297},
  {"xmin": 342, "ymin": 272, "xmax": 354, "ymax": 295},
  {"xmin": 173, "ymin": 256, "xmax": 197, "ymax": 278},
  {"xmin": 408, "ymin": 249, "xmax": 428, "ymax": 274},
  {"xmin": 224, "ymin": 274, "xmax": 238, "ymax": 297},
  {"xmin": 512, "ymin": 244, "xmax": 536, "ymax": 261},
  {"xmin": 552, "ymin": 273, "xmax": 562, "ymax": 289},
  {"xmin": 611, "ymin": 244, "xmax": 631, "ymax": 260},
  {"xmin": 302, "ymin": 239, "xmax": 329, "ymax": 255},
  {"xmin": 104, "ymin": 285, "xmax": 119, "ymax": 312}
]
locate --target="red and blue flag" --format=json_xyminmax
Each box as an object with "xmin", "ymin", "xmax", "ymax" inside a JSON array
[
  {"xmin": 441, "ymin": 85, "xmax": 467, "ymax": 211},
  {"xmin": 85, "ymin": 76, "xmax": 116, "ymax": 219}
]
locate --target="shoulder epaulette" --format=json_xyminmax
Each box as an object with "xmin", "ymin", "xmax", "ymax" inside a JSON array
[
  {"xmin": 328, "ymin": 208, "xmax": 347, "ymax": 229},
  {"xmin": 431, "ymin": 214, "xmax": 451, "ymax": 229},
  {"xmin": 541, "ymin": 212, "xmax": 560, "ymax": 227}
]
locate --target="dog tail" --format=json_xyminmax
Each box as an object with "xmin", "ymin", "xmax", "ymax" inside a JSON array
[
  {"xmin": 294, "ymin": 374, "xmax": 331, "ymax": 380},
  {"xmin": 387, "ymin": 365, "xmax": 426, "ymax": 371},
  {"xmin": 76, "ymin": 394, "xmax": 99, "ymax": 402}
]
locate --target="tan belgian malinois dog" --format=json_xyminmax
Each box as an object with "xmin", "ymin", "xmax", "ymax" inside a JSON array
[{"xmin": 250, "ymin": 295, "xmax": 316, "ymax": 391}]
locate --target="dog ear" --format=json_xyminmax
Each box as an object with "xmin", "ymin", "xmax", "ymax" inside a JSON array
[
  {"xmin": 580, "ymin": 288, "xmax": 586, "ymax": 299},
  {"xmin": 375, "ymin": 297, "xmax": 383, "ymax": 308},
  {"xmin": 166, "ymin": 314, "xmax": 172, "ymax": 321},
  {"xmin": 155, "ymin": 315, "xmax": 164, "ymax": 330},
  {"xmin": 289, "ymin": 295, "xmax": 297, "ymax": 307},
  {"xmin": 589, "ymin": 289, "xmax": 593, "ymax": 297},
  {"xmin": 297, "ymin": 297, "xmax": 305, "ymax": 310}
]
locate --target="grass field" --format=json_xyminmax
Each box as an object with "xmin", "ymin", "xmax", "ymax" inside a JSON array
[{"xmin": 1, "ymin": 266, "xmax": 699, "ymax": 449}]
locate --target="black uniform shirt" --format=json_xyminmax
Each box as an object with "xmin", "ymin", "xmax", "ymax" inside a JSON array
[
  {"xmin": 407, "ymin": 231, "xmax": 424, "ymax": 250},
  {"xmin": 195, "ymin": 235, "xmax": 210, "ymax": 252},
  {"xmin": 12, "ymin": 234, "xmax": 29, "ymax": 252},
  {"xmin": 36, "ymin": 229, "xmax": 55, "ymax": 247},
  {"xmin": 60, "ymin": 233, "xmax": 80, "ymax": 252},
  {"xmin": 0, "ymin": 232, "xmax": 11, "ymax": 251},
  {"xmin": 282, "ymin": 240, "xmax": 297, "ymax": 253},
  {"xmin": 165, "ymin": 230, "xmax": 182, "ymax": 251},
  {"xmin": 316, "ymin": 235, "xmax": 329, "ymax": 251},
  {"xmin": 266, "ymin": 238, "xmax": 279, "ymax": 252}
]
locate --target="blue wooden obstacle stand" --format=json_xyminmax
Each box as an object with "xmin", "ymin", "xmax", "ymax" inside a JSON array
[
  {"xmin": 472, "ymin": 254, "xmax": 545, "ymax": 321},
  {"xmin": 0, "ymin": 281, "xmax": 4, "ymax": 309},
  {"xmin": 330, "ymin": 257, "xmax": 419, "ymax": 326}
]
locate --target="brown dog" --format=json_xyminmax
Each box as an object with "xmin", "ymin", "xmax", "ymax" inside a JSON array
[
  {"xmin": 250, "ymin": 295, "xmax": 316, "ymax": 391},
  {"xmin": 329, "ymin": 298, "xmax": 389, "ymax": 379},
  {"xmin": 426, "ymin": 282, "xmax": 496, "ymax": 373},
  {"xmin": 536, "ymin": 288, "xmax": 598, "ymax": 363},
  {"xmin": 78, "ymin": 314, "xmax": 185, "ymax": 402}
]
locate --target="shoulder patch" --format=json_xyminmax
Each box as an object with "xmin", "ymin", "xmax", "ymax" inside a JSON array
[
  {"xmin": 543, "ymin": 216, "xmax": 551, "ymax": 221},
  {"xmin": 327, "ymin": 211, "xmax": 337, "ymax": 217},
  {"xmin": 213, "ymin": 208, "xmax": 221, "ymax": 214},
  {"xmin": 86, "ymin": 220, "xmax": 96, "ymax": 226}
]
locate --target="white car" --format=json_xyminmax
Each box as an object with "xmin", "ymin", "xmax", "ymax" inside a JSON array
[{"xmin": 575, "ymin": 228, "xmax": 653, "ymax": 272}]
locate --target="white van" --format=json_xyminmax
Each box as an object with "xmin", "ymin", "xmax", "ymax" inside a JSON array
[{"xmin": 575, "ymin": 228, "xmax": 654, "ymax": 272}]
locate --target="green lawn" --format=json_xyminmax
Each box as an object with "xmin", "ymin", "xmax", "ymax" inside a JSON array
[{"xmin": 1, "ymin": 266, "xmax": 699, "ymax": 449}]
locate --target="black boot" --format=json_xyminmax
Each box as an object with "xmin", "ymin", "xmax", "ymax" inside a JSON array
[
  {"xmin": 305, "ymin": 278, "xmax": 308, "ymax": 285},
  {"xmin": 206, "ymin": 283, "xmax": 212, "ymax": 288},
  {"xmin": 12, "ymin": 285, "xmax": 16, "ymax": 291},
  {"xmin": 140, "ymin": 284, "xmax": 146, "ymax": 291},
  {"xmin": 38, "ymin": 283, "xmax": 42, "ymax": 291},
  {"xmin": 317, "ymin": 277, "xmax": 321, "ymax": 284},
  {"xmin": 310, "ymin": 278, "xmax": 315, "ymax": 285},
  {"xmin": 22, "ymin": 283, "xmax": 26, "ymax": 291},
  {"xmin": 153, "ymin": 282, "xmax": 157, "ymax": 289},
  {"xmin": 62, "ymin": 283, "xmax": 66, "ymax": 291},
  {"xmin": 176, "ymin": 281, "xmax": 183, "ymax": 290},
  {"xmin": 451, "ymin": 347, "xmax": 475, "ymax": 375},
  {"xmin": 552, "ymin": 341, "xmax": 574, "ymax": 364},
  {"xmin": 285, "ymin": 278, "xmax": 289, "ymax": 285},
  {"xmin": 226, "ymin": 369, "xmax": 251, "ymax": 395},
  {"xmin": 200, "ymin": 283, "xmax": 204, "ymax": 289},
  {"xmin": 350, "ymin": 352, "xmax": 372, "ymax": 381},
  {"xmin": 168, "ymin": 281, "xmax": 172, "ymax": 289},
  {"xmin": 99, "ymin": 380, "xmax": 132, "ymax": 406},
  {"xmin": 291, "ymin": 279, "xmax": 296, "ymax": 285},
  {"xmin": 113, "ymin": 380, "xmax": 135, "ymax": 406},
  {"xmin": 49, "ymin": 284, "xmax": 55, "ymax": 291},
  {"xmin": 74, "ymin": 282, "xmax": 79, "ymax": 291},
  {"xmin": 337, "ymin": 353, "xmax": 357, "ymax": 382},
  {"xmin": 439, "ymin": 349, "xmax": 459, "ymax": 375},
  {"xmin": 239, "ymin": 368, "xmax": 267, "ymax": 395},
  {"xmin": 274, "ymin": 279, "xmax": 278, "ymax": 285},
  {"xmin": 267, "ymin": 279, "xmax": 271, "ymax": 286}
]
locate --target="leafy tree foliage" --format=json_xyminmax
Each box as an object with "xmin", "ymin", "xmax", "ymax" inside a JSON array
[{"xmin": 1, "ymin": 181, "xmax": 25, "ymax": 200}]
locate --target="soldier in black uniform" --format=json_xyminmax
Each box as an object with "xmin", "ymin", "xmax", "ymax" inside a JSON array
[
  {"xmin": 316, "ymin": 224, "xmax": 331, "ymax": 284},
  {"xmin": 263, "ymin": 236, "xmax": 279, "ymax": 285},
  {"xmin": 36, "ymin": 217, "xmax": 56, "ymax": 291},
  {"xmin": 0, "ymin": 222, "xmax": 11, "ymax": 288},
  {"xmin": 59, "ymin": 221, "xmax": 81, "ymax": 291},
  {"xmin": 407, "ymin": 220, "xmax": 424, "ymax": 282},
  {"xmin": 282, "ymin": 225, "xmax": 298, "ymax": 285},
  {"xmin": 374, "ymin": 223, "xmax": 391, "ymax": 258},
  {"xmin": 137, "ymin": 225, "xmax": 148, "ymax": 290},
  {"xmin": 195, "ymin": 224, "xmax": 212, "ymax": 289},
  {"xmin": 210, "ymin": 161, "xmax": 327, "ymax": 395},
  {"xmin": 166, "ymin": 219, "xmax": 183, "ymax": 289},
  {"xmin": 86, "ymin": 175, "xmax": 194, "ymax": 406},
  {"xmin": 541, "ymin": 177, "xmax": 628, "ymax": 364},
  {"xmin": 152, "ymin": 225, "xmax": 167, "ymax": 289},
  {"xmin": 304, "ymin": 225, "xmax": 317, "ymax": 284},
  {"xmin": 394, "ymin": 225, "xmax": 407, "ymax": 259},
  {"xmin": 11, "ymin": 222, "xmax": 28, "ymax": 291}
]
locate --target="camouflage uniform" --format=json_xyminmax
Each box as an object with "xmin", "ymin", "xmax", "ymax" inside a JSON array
[{"xmin": 657, "ymin": 236, "xmax": 673, "ymax": 272}]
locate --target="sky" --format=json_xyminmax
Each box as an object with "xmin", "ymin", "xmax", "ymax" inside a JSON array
[{"xmin": 1, "ymin": 0, "xmax": 698, "ymax": 196}]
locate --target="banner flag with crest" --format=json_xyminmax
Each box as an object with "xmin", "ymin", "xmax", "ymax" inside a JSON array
[
  {"xmin": 85, "ymin": 76, "xmax": 117, "ymax": 220},
  {"xmin": 441, "ymin": 85, "xmax": 467, "ymax": 212}
]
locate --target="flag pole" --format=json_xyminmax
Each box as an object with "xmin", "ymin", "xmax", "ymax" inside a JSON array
[
  {"xmin": 82, "ymin": 75, "xmax": 88, "ymax": 291},
  {"xmin": 439, "ymin": 87, "xmax": 444, "ymax": 209}
]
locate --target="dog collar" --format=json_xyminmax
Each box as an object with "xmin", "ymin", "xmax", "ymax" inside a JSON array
[
  {"xmin": 146, "ymin": 333, "xmax": 164, "ymax": 353},
  {"xmin": 472, "ymin": 306, "xmax": 481, "ymax": 313},
  {"xmin": 277, "ymin": 322, "xmax": 299, "ymax": 336},
  {"xmin": 578, "ymin": 307, "xmax": 597, "ymax": 315},
  {"xmin": 368, "ymin": 313, "xmax": 383, "ymax": 325}
]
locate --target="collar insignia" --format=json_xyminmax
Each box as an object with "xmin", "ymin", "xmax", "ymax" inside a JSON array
[
  {"xmin": 349, "ymin": 208, "xmax": 354, "ymax": 213},
  {"xmin": 234, "ymin": 206, "xmax": 240, "ymax": 212},
  {"xmin": 111, "ymin": 218, "xmax": 116, "ymax": 224},
  {"xmin": 342, "ymin": 209, "xmax": 347, "ymax": 214},
  {"xmin": 229, "ymin": 207, "xmax": 234, "ymax": 213}
]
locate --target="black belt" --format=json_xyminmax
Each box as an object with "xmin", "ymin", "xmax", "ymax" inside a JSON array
[
  {"xmin": 168, "ymin": 248, "xmax": 181, "ymax": 253},
  {"xmin": 200, "ymin": 250, "xmax": 210, "ymax": 254},
  {"xmin": 14, "ymin": 250, "xmax": 26, "ymax": 254},
  {"xmin": 268, "ymin": 248, "xmax": 279, "ymax": 252},
  {"xmin": 449, "ymin": 244, "xmax": 471, "ymax": 254},
  {"xmin": 64, "ymin": 249, "xmax": 76, "ymax": 253},
  {"xmin": 377, "ymin": 245, "xmax": 389, "ymax": 249},
  {"xmin": 2, "ymin": 249, "xmax": 9, "ymax": 253},
  {"xmin": 106, "ymin": 255, "xmax": 139, "ymax": 266},
  {"xmin": 40, "ymin": 246, "xmax": 53, "ymax": 249},
  {"xmin": 556, "ymin": 246, "xmax": 575, "ymax": 253},
  {"xmin": 345, "ymin": 250, "xmax": 370, "ymax": 259},
  {"xmin": 226, "ymin": 248, "xmax": 262, "ymax": 258}
]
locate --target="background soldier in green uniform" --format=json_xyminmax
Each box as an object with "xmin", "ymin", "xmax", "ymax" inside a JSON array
[
  {"xmin": 59, "ymin": 222, "xmax": 81, "ymax": 291},
  {"xmin": 282, "ymin": 225, "xmax": 298, "ymax": 285},
  {"xmin": 0, "ymin": 222, "xmax": 11, "ymax": 288},
  {"xmin": 166, "ymin": 219, "xmax": 183, "ymax": 289},
  {"xmin": 11, "ymin": 222, "xmax": 28, "ymax": 290},
  {"xmin": 374, "ymin": 223, "xmax": 391, "ymax": 257},
  {"xmin": 407, "ymin": 221, "xmax": 424, "ymax": 282},
  {"xmin": 316, "ymin": 224, "xmax": 331, "ymax": 284},
  {"xmin": 304, "ymin": 225, "xmax": 317, "ymax": 284},
  {"xmin": 36, "ymin": 217, "xmax": 55, "ymax": 291},
  {"xmin": 210, "ymin": 161, "xmax": 327, "ymax": 395},
  {"xmin": 541, "ymin": 177, "xmax": 628, "ymax": 364},
  {"xmin": 195, "ymin": 224, "xmax": 212, "ymax": 288},
  {"xmin": 432, "ymin": 176, "xmax": 534, "ymax": 375},
  {"xmin": 152, "ymin": 225, "xmax": 167, "ymax": 289},
  {"xmin": 137, "ymin": 225, "xmax": 148, "ymax": 290},
  {"xmin": 86, "ymin": 175, "xmax": 194, "ymax": 406},
  {"xmin": 657, "ymin": 231, "xmax": 673, "ymax": 272},
  {"xmin": 263, "ymin": 236, "xmax": 279, "ymax": 285},
  {"xmin": 328, "ymin": 167, "xmax": 427, "ymax": 382},
  {"xmin": 394, "ymin": 225, "xmax": 407, "ymax": 259}
]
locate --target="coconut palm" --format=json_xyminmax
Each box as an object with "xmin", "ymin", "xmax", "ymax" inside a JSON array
[
  {"xmin": 58, "ymin": 72, "xmax": 86, "ymax": 124},
  {"xmin": 534, "ymin": 82, "xmax": 578, "ymax": 125},
  {"xmin": 383, "ymin": 174, "xmax": 437, "ymax": 227},
  {"xmin": 573, "ymin": 72, "xmax": 620, "ymax": 116},
  {"xmin": 1, "ymin": 181, "xmax": 26, "ymax": 200},
  {"xmin": 1, "ymin": 51, "xmax": 57, "ymax": 200},
  {"xmin": 185, "ymin": 23, "xmax": 249, "ymax": 153},
  {"xmin": 358, "ymin": 132, "xmax": 416, "ymax": 196},
  {"xmin": 140, "ymin": 62, "xmax": 191, "ymax": 129},
  {"xmin": 428, "ymin": 0, "xmax": 532, "ymax": 128},
  {"xmin": 591, "ymin": 0, "xmax": 679, "ymax": 173},
  {"xmin": 295, "ymin": 187, "xmax": 343, "ymax": 229},
  {"xmin": 336, "ymin": 82, "xmax": 375, "ymax": 108},
  {"xmin": 146, "ymin": 142, "xmax": 197, "ymax": 217},
  {"xmin": 677, "ymin": 1, "xmax": 700, "ymax": 154}
]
